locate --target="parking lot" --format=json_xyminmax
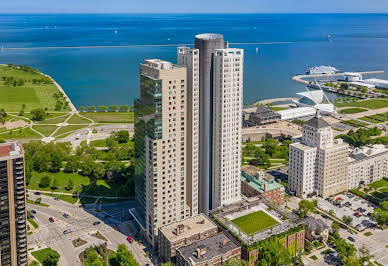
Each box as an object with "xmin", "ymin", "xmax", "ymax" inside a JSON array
[{"xmin": 317, "ymin": 192, "xmax": 377, "ymax": 231}]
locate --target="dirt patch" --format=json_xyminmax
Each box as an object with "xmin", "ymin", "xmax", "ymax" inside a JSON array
[
  {"xmin": 72, "ymin": 238, "xmax": 87, "ymax": 248},
  {"xmin": 91, "ymin": 231, "xmax": 108, "ymax": 241}
]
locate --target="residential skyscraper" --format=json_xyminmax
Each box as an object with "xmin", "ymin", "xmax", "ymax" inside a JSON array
[
  {"xmin": 0, "ymin": 142, "xmax": 28, "ymax": 266},
  {"xmin": 288, "ymin": 112, "xmax": 349, "ymax": 198},
  {"xmin": 134, "ymin": 59, "xmax": 191, "ymax": 246},
  {"xmin": 179, "ymin": 33, "xmax": 243, "ymax": 214}
]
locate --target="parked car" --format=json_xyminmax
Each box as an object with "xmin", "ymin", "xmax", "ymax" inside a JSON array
[
  {"xmin": 63, "ymin": 213, "xmax": 69, "ymax": 218},
  {"xmin": 34, "ymin": 192, "xmax": 40, "ymax": 195},
  {"xmin": 353, "ymin": 212, "xmax": 360, "ymax": 217},
  {"xmin": 127, "ymin": 236, "xmax": 134, "ymax": 244},
  {"xmin": 49, "ymin": 217, "xmax": 54, "ymax": 223},
  {"xmin": 347, "ymin": 236, "xmax": 355, "ymax": 242},
  {"xmin": 93, "ymin": 221, "xmax": 100, "ymax": 226},
  {"xmin": 63, "ymin": 229, "xmax": 72, "ymax": 234},
  {"xmin": 31, "ymin": 210, "xmax": 37, "ymax": 214}
]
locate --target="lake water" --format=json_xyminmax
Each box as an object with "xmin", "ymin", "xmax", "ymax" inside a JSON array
[{"xmin": 1, "ymin": 13, "xmax": 388, "ymax": 108}]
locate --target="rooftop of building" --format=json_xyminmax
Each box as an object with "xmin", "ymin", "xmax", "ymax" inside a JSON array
[
  {"xmin": 303, "ymin": 217, "xmax": 328, "ymax": 233},
  {"xmin": 349, "ymin": 144, "xmax": 388, "ymax": 162},
  {"xmin": 176, "ymin": 233, "xmax": 239, "ymax": 265},
  {"xmin": 241, "ymin": 170, "xmax": 284, "ymax": 194},
  {"xmin": 0, "ymin": 142, "xmax": 24, "ymax": 158},
  {"xmin": 290, "ymin": 142, "xmax": 317, "ymax": 151},
  {"xmin": 304, "ymin": 113, "xmax": 330, "ymax": 129},
  {"xmin": 364, "ymin": 78, "xmax": 388, "ymax": 85},
  {"xmin": 195, "ymin": 33, "xmax": 224, "ymax": 40},
  {"xmin": 142, "ymin": 59, "xmax": 183, "ymax": 70},
  {"xmin": 159, "ymin": 214, "xmax": 218, "ymax": 243}
]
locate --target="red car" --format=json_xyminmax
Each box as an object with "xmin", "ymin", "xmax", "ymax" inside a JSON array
[
  {"xmin": 49, "ymin": 217, "xmax": 54, "ymax": 223},
  {"xmin": 114, "ymin": 225, "xmax": 118, "ymax": 231},
  {"xmin": 353, "ymin": 212, "xmax": 360, "ymax": 217},
  {"xmin": 127, "ymin": 236, "xmax": 133, "ymax": 244}
]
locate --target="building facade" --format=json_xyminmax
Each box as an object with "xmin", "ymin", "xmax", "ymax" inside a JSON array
[
  {"xmin": 0, "ymin": 142, "xmax": 28, "ymax": 266},
  {"xmin": 134, "ymin": 59, "xmax": 191, "ymax": 246},
  {"xmin": 348, "ymin": 145, "xmax": 388, "ymax": 190},
  {"xmin": 288, "ymin": 113, "xmax": 349, "ymax": 198},
  {"xmin": 212, "ymin": 48, "xmax": 243, "ymax": 208}
]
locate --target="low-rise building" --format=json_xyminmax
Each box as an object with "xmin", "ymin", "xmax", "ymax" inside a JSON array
[
  {"xmin": 348, "ymin": 144, "xmax": 388, "ymax": 190},
  {"xmin": 240, "ymin": 169, "xmax": 285, "ymax": 205},
  {"xmin": 158, "ymin": 214, "xmax": 219, "ymax": 263},
  {"xmin": 303, "ymin": 217, "xmax": 329, "ymax": 242},
  {"xmin": 175, "ymin": 232, "xmax": 241, "ymax": 266},
  {"xmin": 243, "ymin": 106, "xmax": 281, "ymax": 127}
]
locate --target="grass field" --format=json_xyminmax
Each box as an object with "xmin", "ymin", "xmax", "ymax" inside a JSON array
[
  {"xmin": 31, "ymin": 248, "xmax": 60, "ymax": 264},
  {"xmin": 28, "ymin": 218, "xmax": 39, "ymax": 229},
  {"xmin": 231, "ymin": 210, "xmax": 279, "ymax": 235},
  {"xmin": 335, "ymin": 99, "xmax": 388, "ymax": 110},
  {"xmin": 81, "ymin": 112, "xmax": 134, "ymax": 123},
  {"xmin": 28, "ymin": 171, "xmax": 91, "ymax": 193},
  {"xmin": 35, "ymin": 114, "xmax": 70, "ymax": 124},
  {"xmin": 369, "ymin": 179, "xmax": 388, "ymax": 189},
  {"xmin": 341, "ymin": 120, "xmax": 369, "ymax": 128},
  {"xmin": 53, "ymin": 125, "xmax": 88, "ymax": 137},
  {"xmin": 0, "ymin": 65, "xmax": 67, "ymax": 112},
  {"xmin": 268, "ymin": 106, "xmax": 287, "ymax": 111},
  {"xmin": 42, "ymin": 192, "xmax": 79, "ymax": 204},
  {"xmin": 32, "ymin": 125, "xmax": 58, "ymax": 136},
  {"xmin": 339, "ymin": 108, "xmax": 368, "ymax": 114},
  {"xmin": 67, "ymin": 114, "xmax": 92, "ymax": 124},
  {"xmin": 0, "ymin": 127, "xmax": 41, "ymax": 140}
]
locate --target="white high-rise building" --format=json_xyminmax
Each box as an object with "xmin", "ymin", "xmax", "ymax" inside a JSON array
[
  {"xmin": 289, "ymin": 112, "xmax": 349, "ymax": 198},
  {"xmin": 212, "ymin": 48, "xmax": 243, "ymax": 207},
  {"xmin": 177, "ymin": 47, "xmax": 200, "ymax": 216}
]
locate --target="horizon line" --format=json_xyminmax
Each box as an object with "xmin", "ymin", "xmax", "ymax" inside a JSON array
[{"xmin": 1, "ymin": 12, "xmax": 388, "ymax": 15}]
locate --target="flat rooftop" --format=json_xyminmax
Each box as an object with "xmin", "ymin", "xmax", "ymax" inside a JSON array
[
  {"xmin": 142, "ymin": 59, "xmax": 183, "ymax": 70},
  {"xmin": 177, "ymin": 233, "xmax": 238, "ymax": 265},
  {"xmin": 0, "ymin": 142, "xmax": 24, "ymax": 158},
  {"xmin": 349, "ymin": 144, "xmax": 388, "ymax": 162},
  {"xmin": 290, "ymin": 142, "xmax": 317, "ymax": 151},
  {"xmin": 159, "ymin": 214, "xmax": 218, "ymax": 243}
]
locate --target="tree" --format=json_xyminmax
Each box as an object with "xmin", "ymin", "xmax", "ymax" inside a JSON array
[
  {"xmin": 97, "ymin": 105, "xmax": 107, "ymax": 112},
  {"xmin": 372, "ymin": 201, "xmax": 388, "ymax": 226},
  {"xmin": 257, "ymin": 238, "xmax": 292, "ymax": 266},
  {"xmin": 80, "ymin": 156, "xmax": 95, "ymax": 176},
  {"xmin": 80, "ymin": 106, "xmax": 85, "ymax": 112},
  {"xmin": 31, "ymin": 108, "xmax": 46, "ymax": 121},
  {"xmin": 93, "ymin": 163, "xmax": 105, "ymax": 179},
  {"xmin": 30, "ymin": 261, "xmax": 40, "ymax": 266},
  {"xmin": 39, "ymin": 175, "xmax": 51, "ymax": 188},
  {"xmin": 114, "ymin": 130, "xmax": 129, "ymax": 144},
  {"xmin": 119, "ymin": 105, "xmax": 129, "ymax": 112},
  {"xmin": 304, "ymin": 240, "xmax": 313, "ymax": 253},
  {"xmin": 109, "ymin": 105, "xmax": 118, "ymax": 112},
  {"xmin": 42, "ymin": 249, "xmax": 60, "ymax": 266},
  {"xmin": 87, "ymin": 106, "xmax": 96, "ymax": 112},
  {"xmin": 51, "ymin": 178, "xmax": 58, "ymax": 190},
  {"xmin": 342, "ymin": 215, "xmax": 353, "ymax": 225},
  {"xmin": 328, "ymin": 210, "xmax": 335, "ymax": 217},
  {"xmin": 50, "ymin": 152, "xmax": 63, "ymax": 173},
  {"xmin": 358, "ymin": 245, "xmax": 373, "ymax": 265},
  {"xmin": 105, "ymin": 136, "xmax": 118, "ymax": 149},
  {"xmin": 65, "ymin": 156, "xmax": 79, "ymax": 173},
  {"xmin": 65, "ymin": 179, "xmax": 74, "ymax": 191},
  {"xmin": 110, "ymin": 244, "xmax": 139, "ymax": 266},
  {"xmin": 223, "ymin": 258, "xmax": 248, "ymax": 266},
  {"xmin": 334, "ymin": 237, "xmax": 356, "ymax": 260},
  {"xmin": 297, "ymin": 199, "xmax": 317, "ymax": 218},
  {"xmin": 84, "ymin": 249, "xmax": 103, "ymax": 266}
]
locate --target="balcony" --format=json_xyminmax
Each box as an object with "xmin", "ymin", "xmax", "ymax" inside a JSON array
[
  {"xmin": 16, "ymin": 190, "xmax": 24, "ymax": 195},
  {"xmin": 15, "ymin": 175, "xmax": 24, "ymax": 180}
]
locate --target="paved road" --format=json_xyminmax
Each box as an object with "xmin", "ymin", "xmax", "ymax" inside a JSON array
[{"xmin": 27, "ymin": 194, "xmax": 152, "ymax": 266}]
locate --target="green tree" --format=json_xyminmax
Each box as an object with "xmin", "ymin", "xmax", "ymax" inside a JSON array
[
  {"xmin": 80, "ymin": 156, "xmax": 95, "ymax": 176},
  {"xmin": 258, "ymin": 238, "xmax": 292, "ymax": 266},
  {"xmin": 65, "ymin": 179, "xmax": 74, "ymax": 191},
  {"xmin": 39, "ymin": 175, "xmax": 51, "ymax": 188},
  {"xmin": 105, "ymin": 136, "xmax": 118, "ymax": 149},
  {"xmin": 84, "ymin": 249, "xmax": 103, "ymax": 266},
  {"xmin": 297, "ymin": 199, "xmax": 317, "ymax": 218},
  {"xmin": 30, "ymin": 108, "xmax": 46, "ymax": 121},
  {"xmin": 222, "ymin": 258, "xmax": 248, "ymax": 266},
  {"xmin": 65, "ymin": 156, "xmax": 79, "ymax": 173},
  {"xmin": 372, "ymin": 201, "xmax": 388, "ymax": 226},
  {"xmin": 110, "ymin": 244, "xmax": 139, "ymax": 266},
  {"xmin": 29, "ymin": 261, "xmax": 40, "ymax": 266},
  {"xmin": 51, "ymin": 178, "xmax": 58, "ymax": 190},
  {"xmin": 93, "ymin": 163, "xmax": 105, "ymax": 179},
  {"xmin": 304, "ymin": 240, "xmax": 313, "ymax": 253},
  {"xmin": 119, "ymin": 105, "xmax": 129, "ymax": 112},
  {"xmin": 50, "ymin": 152, "xmax": 63, "ymax": 173},
  {"xmin": 80, "ymin": 106, "xmax": 85, "ymax": 112},
  {"xmin": 109, "ymin": 105, "xmax": 118, "ymax": 112},
  {"xmin": 97, "ymin": 105, "xmax": 107, "ymax": 112},
  {"xmin": 87, "ymin": 106, "xmax": 96, "ymax": 112},
  {"xmin": 42, "ymin": 249, "xmax": 60, "ymax": 266},
  {"xmin": 114, "ymin": 130, "xmax": 129, "ymax": 144},
  {"xmin": 342, "ymin": 215, "xmax": 353, "ymax": 225}
]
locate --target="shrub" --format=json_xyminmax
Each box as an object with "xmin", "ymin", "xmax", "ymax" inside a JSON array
[{"xmin": 39, "ymin": 175, "xmax": 51, "ymax": 188}]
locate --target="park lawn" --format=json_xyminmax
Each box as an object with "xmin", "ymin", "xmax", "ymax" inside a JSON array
[
  {"xmin": 81, "ymin": 112, "xmax": 134, "ymax": 123},
  {"xmin": 28, "ymin": 171, "xmax": 91, "ymax": 193},
  {"xmin": 341, "ymin": 120, "xmax": 369, "ymax": 128},
  {"xmin": 335, "ymin": 99, "xmax": 388, "ymax": 110},
  {"xmin": 360, "ymin": 116, "xmax": 380, "ymax": 124},
  {"xmin": 66, "ymin": 114, "xmax": 92, "ymax": 124},
  {"xmin": 0, "ymin": 127, "xmax": 41, "ymax": 140},
  {"xmin": 90, "ymin": 138, "xmax": 134, "ymax": 148},
  {"xmin": 53, "ymin": 125, "xmax": 88, "ymax": 137},
  {"xmin": 369, "ymin": 179, "xmax": 388, "ymax": 189},
  {"xmin": 231, "ymin": 210, "xmax": 279, "ymax": 235},
  {"xmin": 82, "ymin": 179, "xmax": 128, "ymax": 197},
  {"xmin": 0, "ymin": 65, "xmax": 65, "ymax": 112},
  {"xmin": 268, "ymin": 106, "xmax": 287, "ymax": 111},
  {"xmin": 28, "ymin": 218, "xmax": 39, "ymax": 229},
  {"xmin": 42, "ymin": 192, "xmax": 79, "ymax": 204},
  {"xmin": 31, "ymin": 248, "xmax": 60, "ymax": 264},
  {"xmin": 380, "ymin": 188, "xmax": 388, "ymax": 194},
  {"xmin": 27, "ymin": 199, "xmax": 49, "ymax": 207},
  {"xmin": 32, "ymin": 125, "xmax": 58, "ymax": 136},
  {"xmin": 371, "ymin": 191, "xmax": 388, "ymax": 199},
  {"xmin": 35, "ymin": 113, "xmax": 70, "ymax": 124},
  {"xmin": 339, "ymin": 108, "xmax": 369, "ymax": 114}
]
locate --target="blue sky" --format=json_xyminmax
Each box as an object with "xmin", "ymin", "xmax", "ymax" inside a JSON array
[{"xmin": 1, "ymin": 0, "xmax": 388, "ymax": 13}]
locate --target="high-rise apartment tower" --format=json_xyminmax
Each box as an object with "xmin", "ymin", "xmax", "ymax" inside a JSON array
[{"xmin": 0, "ymin": 142, "xmax": 28, "ymax": 266}]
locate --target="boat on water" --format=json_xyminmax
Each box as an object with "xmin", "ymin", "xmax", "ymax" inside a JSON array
[{"xmin": 306, "ymin": 66, "xmax": 338, "ymax": 75}]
